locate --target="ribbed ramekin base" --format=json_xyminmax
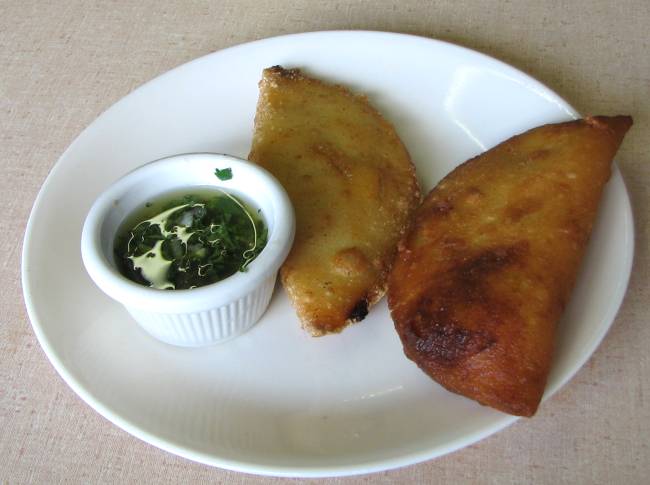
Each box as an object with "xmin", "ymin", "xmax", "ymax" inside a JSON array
[{"xmin": 125, "ymin": 275, "xmax": 276, "ymax": 347}]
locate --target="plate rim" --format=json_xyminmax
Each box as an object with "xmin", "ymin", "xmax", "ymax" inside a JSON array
[{"xmin": 21, "ymin": 30, "xmax": 635, "ymax": 477}]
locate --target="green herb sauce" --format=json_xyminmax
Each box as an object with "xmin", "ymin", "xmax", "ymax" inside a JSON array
[{"xmin": 114, "ymin": 188, "xmax": 267, "ymax": 290}]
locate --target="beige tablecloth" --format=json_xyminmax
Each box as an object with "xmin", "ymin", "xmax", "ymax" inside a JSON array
[{"xmin": 2, "ymin": 1, "xmax": 648, "ymax": 483}]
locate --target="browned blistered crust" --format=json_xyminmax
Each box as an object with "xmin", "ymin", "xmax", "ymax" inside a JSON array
[
  {"xmin": 249, "ymin": 66, "xmax": 421, "ymax": 336},
  {"xmin": 388, "ymin": 115, "xmax": 632, "ymax": 416}
]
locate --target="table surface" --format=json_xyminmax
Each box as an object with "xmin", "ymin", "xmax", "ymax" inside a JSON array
[{"xmin": 2, "ymin": 1, "xmax": 648, "ymax": 483}]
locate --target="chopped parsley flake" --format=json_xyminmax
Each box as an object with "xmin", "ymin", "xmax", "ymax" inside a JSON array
[{"xmin": 214, "ymin": 167, "xmax": 233, "ymax": 181}]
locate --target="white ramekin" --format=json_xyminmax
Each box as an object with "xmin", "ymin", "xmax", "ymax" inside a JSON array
[{"xmin": 81, "ymin": 153, "xmax": 294, "ymax": 347}]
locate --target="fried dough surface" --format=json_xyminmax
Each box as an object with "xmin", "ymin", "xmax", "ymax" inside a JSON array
[
  {"xmin": 387, "ymin": 116, "xmax": 632, "ymax": 416},
  {"xmin": 249, "ymin": 66, "xmax": 420, "ymax": 335}
]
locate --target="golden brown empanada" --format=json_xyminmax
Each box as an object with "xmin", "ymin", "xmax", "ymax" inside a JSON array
[
  {"xmin": 387, "ymin": 116, "xmax": 632, "ymax": 416},
  {"xmin": 249, "ymin": 66, "xmax": 420, "ymax": 335}
]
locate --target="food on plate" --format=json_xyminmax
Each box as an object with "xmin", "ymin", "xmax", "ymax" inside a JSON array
[
  {"xmin": 387, "ymin": 115, "xmax": 632, "ymax": 416},
  {"xmin": 114, "ymin": 186, "xmax": 267, "ymax": 290},
  {"xmin": 248, "ymin": 66, "xmax": 421, "ymax": 335}
]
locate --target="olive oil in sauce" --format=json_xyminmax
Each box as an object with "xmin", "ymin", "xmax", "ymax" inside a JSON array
[{"xmin": 114, "ymin": 188, "xmax": 267, "ymax": 290}]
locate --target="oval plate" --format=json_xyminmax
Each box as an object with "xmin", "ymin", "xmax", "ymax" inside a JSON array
[{"xmin": 22, "ymin": 31, "xmax": 633, "ymax": 477}]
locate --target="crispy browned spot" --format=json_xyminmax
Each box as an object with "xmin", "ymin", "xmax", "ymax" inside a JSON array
[
  {"xmin": 348, "ymin": 298, "xmax": 369, "ymax": 322},
  {"xmin": 528, "ymin": 149, "xmax": 550, "ymax": 160},
  {"xmin": 405, "ymin": 306, "xmax": 495, "ymax": 367},
  {"xmin": 504, "ymin": 196, "xmax": 544, "ymax": 222},
  {"xmin": 463, "ymin": 186, "xmax": 484, "ymax": 205},
  {"xmin": 400, "ymin": 243, "xmax": 526, "ymax": 367},
  {"xmin": 456, "ymin": 244, "xmax": 527, "ymax": 288},
  {"xmin": 430, "ymin": 199, "xmax": 453, "ymax": 215}
]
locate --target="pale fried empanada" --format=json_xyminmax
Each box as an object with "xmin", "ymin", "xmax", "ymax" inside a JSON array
[
  {"xmin": 387, "ymin": 116, "xmax": 632, "ymax": 416},
  {"xmin": 249, "ymin": 66, "xmax": 420, "ymax": 335}
]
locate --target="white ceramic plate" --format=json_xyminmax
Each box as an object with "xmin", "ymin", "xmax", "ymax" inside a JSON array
[{"xmin": 22, "ymin": 31, "xmax": 633, "ymax": 477}]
